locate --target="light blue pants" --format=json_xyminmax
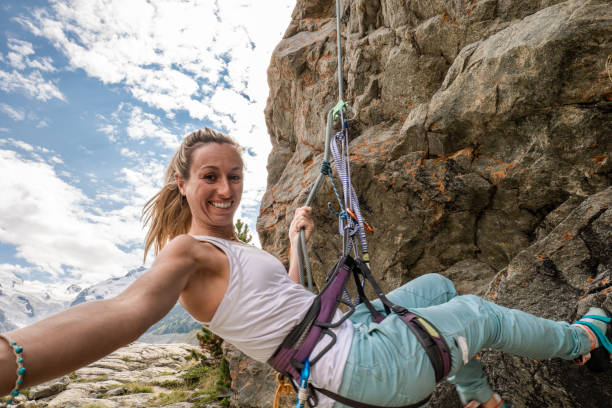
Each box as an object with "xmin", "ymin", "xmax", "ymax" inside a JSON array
[{"xmin": 333, "ymin": 273, "xmax": 591, "ymax": 406}]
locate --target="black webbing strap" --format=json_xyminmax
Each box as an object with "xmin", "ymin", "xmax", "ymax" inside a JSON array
[
  {"xmin": 313, "ymin": 385, "xmax": 430, "ymax": 408},
  {"xmin": 352, "ymin": 259, "xmax": 450, "ymax": 383}
]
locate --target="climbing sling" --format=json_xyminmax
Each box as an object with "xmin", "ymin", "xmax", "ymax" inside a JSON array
[{"xmin": 269, "ymin": 1, "xmax": 452, "ymax": 406}]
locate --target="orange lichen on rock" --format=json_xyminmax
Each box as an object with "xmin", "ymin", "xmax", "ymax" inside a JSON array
[
  {"xmin": 491, "ymin": 162, "xmax": 517, "ymax": 183},
  {"xmin": 449, "ymin": 148, "xmax": 474, "ymax": 159},
  {"xmin": 593, "ymin": 153, "xmax": 608, "ymax": 165}
]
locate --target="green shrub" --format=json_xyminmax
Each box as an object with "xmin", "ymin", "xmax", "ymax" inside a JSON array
[
  {"xmin": 197, "ymin": 327, "xmax": 223, "ymax": 357},
  {"xmin": 182, "ymin": 365, "xmax": 214, "ymax": 389},
  {"xmin": 217, "ymin": 357, "xmax": 231, "ymax": 391}
]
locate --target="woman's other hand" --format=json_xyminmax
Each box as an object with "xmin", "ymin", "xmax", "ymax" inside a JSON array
[
  {"xmin": 289, "ymin": 206, "xmax": 315, "ymax": 246},
  {"xmin": 287, "ymin": 206, "xmax": 315, "ymax": 283}
]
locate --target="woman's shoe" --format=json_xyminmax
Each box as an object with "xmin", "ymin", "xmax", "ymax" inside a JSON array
[
  {"xmin": 573, "ymin": 307, "xmax": 612, "ymax": 372},
  {"xmin": 464, "ymin": 393, "xmax": 511, "ymax": 408}
]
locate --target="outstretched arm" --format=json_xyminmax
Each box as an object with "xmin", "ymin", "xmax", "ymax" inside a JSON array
[
  {"xmin": 287, "ymin": 206, "xmax": 314, "ymax": 284},
  {"xmin": 0, "ymin": 235, "xmax": 199, "ymax": 395}
]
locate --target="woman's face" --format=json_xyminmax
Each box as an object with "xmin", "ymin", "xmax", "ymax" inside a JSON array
[{"xmin": 177, "ymin": 143, "xmax": 243, "ymax": 233}]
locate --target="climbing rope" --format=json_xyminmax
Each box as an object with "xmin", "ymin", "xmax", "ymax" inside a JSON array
[{"xmin": 296, "ymin": 0, "xmax": 373, "ymax": 293}]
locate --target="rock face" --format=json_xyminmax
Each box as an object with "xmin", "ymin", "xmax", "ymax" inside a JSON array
[
  {"xmin": 251, "ymin": 0, "xmax": 611, "ymax": 407},
  {"xmin": 19, "ymin": 343, "xmax": 224, "ymax": 408}
]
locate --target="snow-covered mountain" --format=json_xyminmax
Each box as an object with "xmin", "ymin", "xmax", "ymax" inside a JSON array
[
  {"xmin": 1, "ymin": 266, "xmax": 201, "ymax": 343},
  {"xmin": 70, "ymin": 266, "xmax": 146, "ymax": 306},
  {"xmin": 0, "ymin": 269, "xmax": 69, "ymax": 331}
]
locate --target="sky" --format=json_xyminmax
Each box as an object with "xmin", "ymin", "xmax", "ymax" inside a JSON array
[{"xmin": 0, "ymin": 0, "xmax": 296, "ymax": 298}]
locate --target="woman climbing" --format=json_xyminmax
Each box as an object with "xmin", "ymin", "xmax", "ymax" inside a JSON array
[{"xmin": 1, "ymin": 128, "xmax": 610, "ymax": 408}]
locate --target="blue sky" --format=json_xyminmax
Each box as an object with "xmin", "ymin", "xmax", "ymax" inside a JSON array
[{"xmin": 0, "ymin": 0, "xmax": 295, "ymax": 297}]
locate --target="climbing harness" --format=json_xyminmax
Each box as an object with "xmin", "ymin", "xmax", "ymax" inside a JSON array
[
  {"xmin": 275, "ymin": 1, "xmax": 452, "ymax": 407},
  {"xmin": 268, "ymin": 256, "xmax": 452, "ymax": 408}
]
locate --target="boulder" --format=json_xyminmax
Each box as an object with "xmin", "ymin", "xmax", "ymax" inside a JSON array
[{"xmin": 253, "ymin": 0, "xmax": 612, "ymax": 406}]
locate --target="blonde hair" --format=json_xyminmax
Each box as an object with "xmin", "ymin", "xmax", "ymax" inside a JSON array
[{"xmin": 142, "ymin": 128, "xmax": 242, "ymax": 260}]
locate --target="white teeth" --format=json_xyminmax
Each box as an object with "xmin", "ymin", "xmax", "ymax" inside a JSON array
[{"xmin": 210, "ymin": 201, "xmax": 231, "ymax": 209}]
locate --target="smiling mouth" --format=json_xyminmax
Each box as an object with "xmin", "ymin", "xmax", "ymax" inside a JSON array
[{"xmin": 209, "ymin": 201, "xmax": 233, "ymax": 209}]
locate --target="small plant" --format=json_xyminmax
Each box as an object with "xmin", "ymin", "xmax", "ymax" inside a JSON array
[
  {"xmin": 182, "ymin": 365, "xmax": 214, "ymax": 389},
  {"xmin": 76, "ymin": 375, "xmax": 108, "ymax": 383},
  {"xmin": 186, "ymin": 348, "xmax": 205, "ymax": 362},
  {"xmin": 150, "ymin": 379, "xmax": 185, "ymax": 389},
  {"xmin": 125, "ymin": 382, "xmax": 153, "ymax": 394},
  {"xmin": 235, "ymin": 218, "xmax": 253, "ymax": 243},
  {"xmin": 217, "ymin": 357, "xmax": 231, "ymax": 391},
  {"xmin": 197, "ymin": 327, "xmax": 223, "ymax": 357},
  {"xmin": 120, "ymin": 355, "xmax": 132, "ymax": 362},
  {"xmin": 153, "ymin": 391, "xmax": 190, "ymax": 405}
]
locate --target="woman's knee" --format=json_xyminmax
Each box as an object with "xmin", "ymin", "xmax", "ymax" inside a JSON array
[
  {"xmin": 419, "ymin": 273, "xmax": 458, "ymax": 299},
  {"xmin": 413, "ymin": 273, "xmax": 457, "ymax": 302}
]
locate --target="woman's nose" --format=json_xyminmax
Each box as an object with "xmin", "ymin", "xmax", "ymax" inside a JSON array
[{"xmin": 217, "ymin": 177, "xmax": 232, "ymax": 196}]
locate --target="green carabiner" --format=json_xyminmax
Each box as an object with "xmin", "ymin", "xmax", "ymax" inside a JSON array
[{"xmin": 332, "ymin": 99, "xmax": 349, "ymax": 121}]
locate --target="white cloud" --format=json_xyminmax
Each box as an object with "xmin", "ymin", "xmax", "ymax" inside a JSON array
[
  {"xmin": 0, "ymin": 148, "xmax": 144, "ymax": 285},
  {"xmin": 96, "ymin": 123, "xmax": 118, "ymax": 141},
  {"xmin": 126, "ymin": 105, "xmax": 179, "ymax": 149},
  {"xmin": 27, "ymin": 56, "xmax": 56, "ymax": 72},
  {"xmin": 18, "ymin": 0, "xmax": 294, "ymax": 128},
  {"xmin": 6, "ymin": 37, "xmax": 57, "ymax": 73},
  {"xmin": 0, "ymin": 69, "xmax": 65, "ymax": 101},
  {"xmin": 120, "ymin": 148, "xmax": 137, "ymax": 158},
  {"xmin": 6, "ymin": 38, "xmax": 34, "ymax": 70},
  {"xmin": 0, "ymin": 103, "xmax": 26, "ymax": 121}
]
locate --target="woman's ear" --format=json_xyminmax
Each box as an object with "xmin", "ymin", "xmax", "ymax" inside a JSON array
[{"xmin": 174, "ymin": 173, "xmax": 186, "ymax": 196}]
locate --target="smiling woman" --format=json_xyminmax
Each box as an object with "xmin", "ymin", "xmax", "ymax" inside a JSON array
[{"xmin": 142, "ymin": 128, "xmax": 244, "ymax": 260}]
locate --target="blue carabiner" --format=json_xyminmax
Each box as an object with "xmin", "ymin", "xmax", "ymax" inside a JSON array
[{"xmin": 296, "ymin": 358, "xmax": 311, "ymax": 408}]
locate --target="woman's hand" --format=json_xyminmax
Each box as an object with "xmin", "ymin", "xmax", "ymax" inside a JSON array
[
  {"xmin": 289, "ymin": 206, "xmax": 315, "ymax": 246},
  {"xmin": 287, "ymin": 206, "xmax": 315, "ymax": 284}
]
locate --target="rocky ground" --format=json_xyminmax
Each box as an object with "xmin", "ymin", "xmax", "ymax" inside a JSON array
[{"xmin": 7, "ymin": 343, "xmax": 229, "ymax": 408}]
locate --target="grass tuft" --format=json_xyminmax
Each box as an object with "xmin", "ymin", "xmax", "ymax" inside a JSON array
[
  {"xmin": 125, "ymin": 382, "xmax": 154, "ymax": 394},
  {"xmin": 153, "ymin": 391, "xmax": 190, "ymax": 406}
]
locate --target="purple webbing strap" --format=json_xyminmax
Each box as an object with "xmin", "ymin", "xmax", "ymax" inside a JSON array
[{"xmin": 268, "ymin": 257, "xmax": 353, "ymax": 381}]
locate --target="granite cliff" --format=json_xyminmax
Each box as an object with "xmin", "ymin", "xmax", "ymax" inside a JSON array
[{"xmin": 232, "ymin": 0, "xmax": 612, "ymax": 407}]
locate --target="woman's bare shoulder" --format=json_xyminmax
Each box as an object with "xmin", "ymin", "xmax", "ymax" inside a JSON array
[{"xmin": 162, "ymin": 234, "xmax": 225, "ymax": 266}]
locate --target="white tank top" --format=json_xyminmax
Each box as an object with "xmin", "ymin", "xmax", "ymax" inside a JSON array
[{"xmin": 192, "ymin": 236, "xmax": 353, "ymax": 404}]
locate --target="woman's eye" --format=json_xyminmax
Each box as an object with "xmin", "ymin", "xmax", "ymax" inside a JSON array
[
  {"xmin": 230, "ymin": 175, "xmax": 242, "ymax": 181},
  {"xmin": 202, "ymin": 174, "xmax": 216, "ymax": 181}
]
